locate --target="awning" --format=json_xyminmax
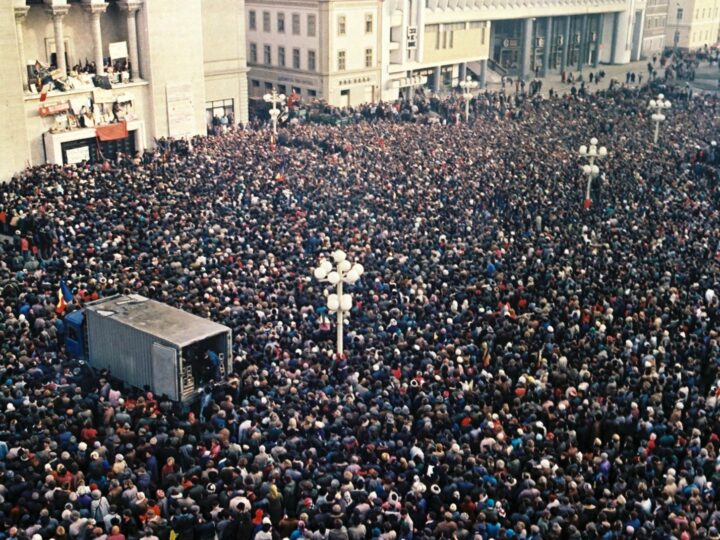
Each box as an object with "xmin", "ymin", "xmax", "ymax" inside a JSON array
[{"xmin": 96, "ymin": 121, "xmax": 128, "ymax": 142}]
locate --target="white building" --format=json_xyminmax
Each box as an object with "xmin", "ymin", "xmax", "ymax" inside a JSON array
[
  {"xmin": 381, "ymin": 0, "xmax": 650, "ymax": 100},
  {"xmin": 0, "ymin": 0, "xmax": 249, "ymax": 182},
  {"xmin": 245, "ymin": 0, "xmax": 381, "ymax": 107}
]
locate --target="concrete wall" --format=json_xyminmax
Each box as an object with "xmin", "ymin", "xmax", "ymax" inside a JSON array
[
  {"xmin": 0, "ymin": 3, "xmax": 31, "ymax": 181},
  {"xmin": 203, "ymin": 0, "xmax": 249, "ymax": 124},
  {"xmin": 137, "ymin": 0, "xmax": 207, "ymax": 138}
]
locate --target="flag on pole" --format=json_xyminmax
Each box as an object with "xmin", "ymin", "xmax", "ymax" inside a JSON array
[
  {"xmin": 269, "ymin": 133, "xmax": 276, "ymax": 152},
  {"xmin": 56, "ymin": 279, "xmax": 73, "ymax": 315}
]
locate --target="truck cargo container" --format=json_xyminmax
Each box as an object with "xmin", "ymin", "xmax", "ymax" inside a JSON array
[{"xmin": 64, "ymin": 294, "xmax": 232, "ymax": 402}]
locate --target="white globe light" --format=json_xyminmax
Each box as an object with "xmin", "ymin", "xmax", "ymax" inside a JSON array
[
  {"xmin": 649, "ymin": 99, "xmax": 657, "ymax": 108},
  {"xmin": 327, "ymin": 271, "xmax": 340, "ymax": 285},
  {"xmin": 327, "ymin": 294, "xmax": 339, "ymax": 311},
  {"xmin": 582, "ymin": 165, "xmax": 592, "ymax": 174},
  {"xmin": 340, "ymin": 294, "xmax": 353, "ymax": 312},
  {"xmin": 338, "ymin": 260, "xmax": 352, "ymax": 272},
  {"xmin": 588, "ymin": 146, "xmax": 597, "ymax": 157},
  {"xmin": 590, "ymin": 137, "xmax": 598, "ymax": 145},
  {"xmin": 353, "ymin": 263, "xmax": 364, "ymax": 276},
  {"xmin": 320, "ymin": 259, "xmax": 333, "ymax": 273},
  {"xmin": 658, "ymin": 93, "xmax": 664, "ymax": 100},
  {"xmin": 664, "ymin": 101, "xmax": 671, "ymax": 109},
  {"xmin": 591, "ymin": 165, "xmax": 599, "ymax": 175},
  {"xmin": 599, "ymin": 147, "xmax": 608, "ymax": 157},
  {"xmin": 279, "ymin": 94, "xmax": 286, "ymax": 101},
  {"xmin": 579, "ymin": 145, "xmax": 588, "ymax": 155},
  {"xmin": 344, "ymin": 270, "xmax": 359, "ymax": 283},
  {"xmin": 332, "ymin": 250, "xmax": 347, "ymax": 263},
  {"xmin": 314, "ymin": 267, "xmax": 328, "ymax": 280}
]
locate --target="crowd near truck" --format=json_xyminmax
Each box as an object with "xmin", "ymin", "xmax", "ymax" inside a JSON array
[{"xmin": 64, "ymin": 294, "xmax": 232, "ymax": 402}]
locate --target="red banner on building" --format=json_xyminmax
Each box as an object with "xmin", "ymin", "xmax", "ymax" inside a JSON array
[{"xmin": 96, "ymin": 121, "xmax": 128, "ymax": 141}]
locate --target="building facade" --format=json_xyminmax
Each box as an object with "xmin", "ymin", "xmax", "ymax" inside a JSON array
[
  {"xmin": 642, "ymin": 0, "xmax": 669, "ymax": 57},
  {"xmin": 666, "ymin": 0, "xmax": 720, "ymax": 49},
  {"xmin": 245, "ymin": 0, "xmax": 381, "ymax": 107},
  {"xmin": 380, "ymin": 0, "xmax": 650, "ymax": 101},
  {"xmin": 0, "ymin": 0, "xmax": 249, "ymax": 182}
]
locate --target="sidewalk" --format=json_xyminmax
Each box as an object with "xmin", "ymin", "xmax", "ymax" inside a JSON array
[{"xmin": 483, "ymin": 59, "xmax": 665, "ymax": 95}]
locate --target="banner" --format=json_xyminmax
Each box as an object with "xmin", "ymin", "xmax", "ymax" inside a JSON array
[
  {"xmin": 66, "ymin": 146, "xmax": 91, "ymax": 164},
  {"xmin": 96, "ymin": 121, "xmax": 128, "ymax": 142},
  {"xmin": 166, "ymin": 82, "xmax": 195, "ymax": 138},
  {"xmin": 109, "ymin": 41, "xmax": 129, "ymax": 60}
]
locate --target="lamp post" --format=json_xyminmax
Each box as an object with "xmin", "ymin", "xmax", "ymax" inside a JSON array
[
  {"xmin": 263, "ymin": 89, "xmax": 285, "ymax": 135},
  {"xmin": 648, "ymin": 93, "xmax": 672, "ymax": 144},
  {"xmin": 579, "ymin": 137, "xmax": 607, "ymax": 209},
  {"xmin": 312, "ymin": 250, "xmax": 364, "ymax": 357},
  {"xmin": 459, "ymin": 75, "xmax": 479, "ymax": 123}
]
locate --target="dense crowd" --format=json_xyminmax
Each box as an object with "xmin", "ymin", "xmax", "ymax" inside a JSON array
[{"xmin": 1, "ymin": 80, "xmax": 720, "ymax": 540}]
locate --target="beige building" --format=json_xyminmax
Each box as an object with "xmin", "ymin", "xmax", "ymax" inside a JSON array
[
  {"xmin": 245, "ymin": 0, "xmax": 381, "ymax": 107},
  {"xmin": 666, "ymin": 0, "xmax": 720, "ymax": 48},
  {"xmin": 642, "ymin": 0, "xmax": 669, "ymax": 57},
  {"xmin": 0, "ymin": 0, "xmax": 249, "ymax": 182}
]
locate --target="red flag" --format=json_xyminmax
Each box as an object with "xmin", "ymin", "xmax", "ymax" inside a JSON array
[{"xmin": 583, "ymin": 198, "xmax": 592, "ymax": 209}]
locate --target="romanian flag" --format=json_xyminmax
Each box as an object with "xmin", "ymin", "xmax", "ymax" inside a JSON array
[
  {"xmin": 269, "ymin": 134, "xmax": 277, "ymax": 152},
  {"xmin": 56, "ymin": 279, "xmax": 73, "ymax": 315}
]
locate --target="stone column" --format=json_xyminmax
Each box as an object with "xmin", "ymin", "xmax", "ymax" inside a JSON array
[
  {"xmin": 478, "ymin": 59, "xmax": 487, "ymax": 88},
  {"xmin": 561, "ymin": 16, "xmax": 571, "ymax": 71},
  {"xmin": 520, "ymin": 18, "xmax": 534, "ymax": 81},
  {"xmin": 578, "ymin": 15, "xmax": 588, "ymax": 70},
  {"xmin": 83, "ymin": 1, "xmax": 108, "ymax": 74},
  {"xmin": 542, "ymin": 17, "xmax": 552, "ymax": 76},
  {"xmin": 118, "ymin": 0, "xmax": 142, "ymax": 80},
  {"xmin": 431, "ymin": 66, "xmax": 441, "ymax": 93},
  {"xmin": 14, "ymin": 5, "xmax": 30, "ymax": 91},
  {"xmin": 458, "ymin": 62, "xmax": 467, "ymax": 82},
  {"xmin": 47, "ymin": 4, "xmax": 70, "ymax": 75},
  {"xmin": 593, "ymin": 15, "xmax": 601, "ymax": 68}
]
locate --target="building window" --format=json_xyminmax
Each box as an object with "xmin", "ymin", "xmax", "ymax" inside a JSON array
[
  {"xmin": 365, "ymin": 48, "xmax": 373, "ymax": 68},
  {"xmin": 278, "ymin": 84, "xmax": 287, "ymax": 95},
  {"xmin": 249, "ymin": 43, "xmax": 257, "ymax": 63},
  {"xmin": 249, "ymin": 10, "xmax": 256, "ymax": 30},
  {"xmin": 338, "ymin": 15, "xmax": 346, "ymax": 36},
  {"xmin": 338, "ymin": 50, "xmax": 346, "ymax": 70},
  {"xmin": 293, "ymin": 48, "xmax": 301, "ymax": 69},
  {"xmin": 292, "ymin": 86, "xmax": 301, "ymax": 95},
  {"xmin": 251, "ymin": 79, "xmax": 260, "ymax": 88},
  {"xmin": 277, "ymin": 13, "xmax": 285, "ymax": 33},
  {"xmin": 365, "ymin": 14, "xmax": 373, "ymax": 34},
  {"xmin": 292, "ymin": 13, "xmax": 301, "ymax": 35},
  {"xmin": 278, "ymin": 46, "xmax": 286, "ymax": 67},
  {"xmin": 308, "ymin": 89, "xmax": 317, "ymax": 97},
  {"xmin": 308, "ymin": 14, "xmax": 317, "ymax": 37},
  {"xmin": 263, "ymin": 11, "xmax": 270, "ymax": 32},
  {"xmin": 677, "ymin": 7, "xmax": 683, "ymax": 20},
  {"xmin": 206, "ymin": 99, "xmax": 235, "ymax": 127},
  {"xmin": 308, "ymin": 50, "xmax": 316, "ymax": 71},
  {"xmin": 264, "ymin": 45, "xmax": 272, "ymax": 65},
  {"xmin": 264, "ymin": 82, "xmax": 273, "ymax": 90}
]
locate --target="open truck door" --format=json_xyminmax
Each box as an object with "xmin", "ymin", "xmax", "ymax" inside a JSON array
[{"xmin": 152, "ymin": 343, "xmax": 179, "ymax": 401}]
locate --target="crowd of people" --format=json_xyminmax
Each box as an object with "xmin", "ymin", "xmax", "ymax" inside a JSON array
[{"xmin": 1, "ymin": 77, "xmax": 720, "ymax": 540}]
